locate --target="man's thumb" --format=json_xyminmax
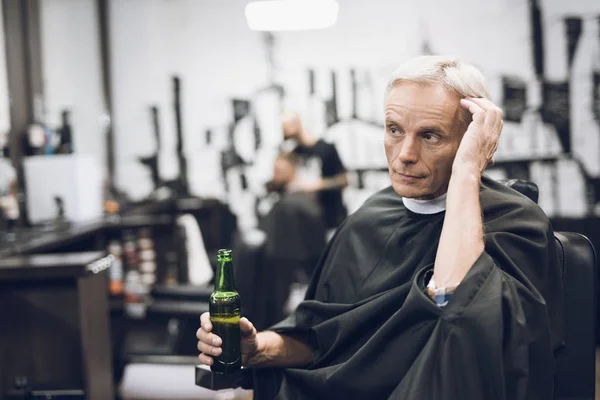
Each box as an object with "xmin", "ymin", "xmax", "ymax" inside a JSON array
[{"xmin": 240, "ymin": 317, "xmax": 255, "ymax": 335}]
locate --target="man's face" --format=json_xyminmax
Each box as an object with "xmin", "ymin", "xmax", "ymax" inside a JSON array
[
  {"xmin": 282, "ymin": 118, "xmax": 301, "ymax": 141},
  {"xmin": 384, "ymin": 82, "xmax": 465, "ymax": 200},
  {"xmin": 272, "ymin": 157, "xmax": 295, "ymax": 186}
]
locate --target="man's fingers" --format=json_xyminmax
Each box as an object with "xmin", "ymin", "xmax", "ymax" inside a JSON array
[
  {"xmin": 465, "ymin": 97, "xmax": 500, "ymax": 113},
  {"xmin": 460, "ymin": 99, "xmax": 486, "ymax": 125},
  {"xmin": 463, "ymin": 98, "xmax": 504, "ymax": 140},
  {"xmin": 197, "ymin": 312, "xmax": 223, "ymax": 365},
  {"xmin": 198, "ymin": 353, "xmax": 215, "ymax": 366},
  {"xmin": 459, "ymin": 98, "xmax": 485, "ymax": 116},
  {"xmin": 240, "ymin": 317, "xmax": 255, "ymax": 336},
  {"xmin": 197, "ymin": 340, "xmax": 223, "ymax": 356},
  {"xmin": 196, "ymin": 327, "xmax": 222, "ymax": 346},
  {"xmin": 466, "ymin": 98, "xmax": 503, "ymax": 126},
  {"xmin": 200, "ymin": 312, "xmax": 212, "ymax": 332}
]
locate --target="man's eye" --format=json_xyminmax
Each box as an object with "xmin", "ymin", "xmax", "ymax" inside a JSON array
[
  {"xmin": 388, "ymin": 126, "xmax": 399, "ymax": 135},
  {"xmin": 422, "ymin": 132, "xmax": 437, "ymax": 141}
]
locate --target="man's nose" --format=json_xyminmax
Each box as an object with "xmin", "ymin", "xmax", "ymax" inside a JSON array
[{"xmin": 397, "ymin": 136, "xmax": 419, "ymax": 164}]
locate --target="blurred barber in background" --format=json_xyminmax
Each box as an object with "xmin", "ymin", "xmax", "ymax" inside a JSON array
[{"xmin": 280, "ymin": 111, "xmax": 348, "ymax": 233}]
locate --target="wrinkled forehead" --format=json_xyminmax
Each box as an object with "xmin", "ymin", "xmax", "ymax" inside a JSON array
[{"xmin": 385, "ymin": 82, "xmax": 464, "ymax": 131}]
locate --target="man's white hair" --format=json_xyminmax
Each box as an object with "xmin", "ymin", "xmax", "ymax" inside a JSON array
[{"xmin": 386, "ymin": 55, "xmax": 491, "ymax": 128}]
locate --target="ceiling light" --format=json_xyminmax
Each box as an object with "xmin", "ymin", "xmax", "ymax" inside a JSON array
[{"xmin": 245, "ymin": 0, "xmax": 339, "ymax": 32}]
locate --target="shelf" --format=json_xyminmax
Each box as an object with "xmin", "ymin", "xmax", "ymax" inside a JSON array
[
  {"xmin": 0, "ymin": 251, "xmax": 107, "ymax": 281},
  {"xmin": 0, "ymin": 214, "xmax": 175, "ymax": 257}
]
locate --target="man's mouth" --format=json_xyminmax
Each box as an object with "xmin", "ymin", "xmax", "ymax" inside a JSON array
[{"xmin": 395, "ymin": 171, "xmax": 424, "ymax": 179}]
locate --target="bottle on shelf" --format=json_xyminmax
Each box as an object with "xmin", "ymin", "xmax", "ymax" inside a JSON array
[
  {"xmin": 137, "ymin": 228, "xmax": 156, "ymax": 287},
  {"xmin": 122, "ymin": 230, "xmax": 146, "ymax": 318},
  {"xmin": 164, "ymin": 251, "xmax": 179, "ymax": 285},
  {"xmin": 107, "ymin": 240, "xmax": 124, "ymax": 296}
]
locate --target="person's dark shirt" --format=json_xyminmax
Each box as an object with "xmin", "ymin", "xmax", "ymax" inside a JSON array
[{"xmin": 292, "ymin": 139, "xmax": 347, "ymax": 229}]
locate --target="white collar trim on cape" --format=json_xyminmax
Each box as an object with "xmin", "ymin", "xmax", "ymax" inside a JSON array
[{"xmin": 402, "ymin": 192, "xmax": 447, "ymax": 214}]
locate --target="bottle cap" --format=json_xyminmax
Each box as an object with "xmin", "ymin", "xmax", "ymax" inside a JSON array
[{"xmin": 217, "ymin": 249, "xmax": 232, "ymax": 260}]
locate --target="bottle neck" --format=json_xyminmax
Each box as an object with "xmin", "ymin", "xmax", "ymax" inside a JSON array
[{"xmin": 215, "ymin": 258, "xmax": 235, "ymax": 292}]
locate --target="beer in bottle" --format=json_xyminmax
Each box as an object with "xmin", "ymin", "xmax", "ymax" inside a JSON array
[{"xmin": 209, "ymin": 249, "xmax": 241, "ymax": 374}]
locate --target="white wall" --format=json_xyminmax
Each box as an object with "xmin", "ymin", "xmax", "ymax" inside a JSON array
[
  {"xmin": 40, "ymin": 0, "xmax": 105, "ymax": 165},
  {"xmin": 110, "ymin": 0, "xmax": 268, "ymax": 199},
  {"xmin": 109, "ymin": 0, "xmax": 600, "ymax": 218}
]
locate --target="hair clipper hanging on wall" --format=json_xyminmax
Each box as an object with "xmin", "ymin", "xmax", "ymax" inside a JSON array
[
  {"xmin": 138, "ymin": 106, "xmax": 161, "ymax": 190},
  {"xmin": 57, "ymin": 110, "xmax": 73, "ymax": 154},
  {"xmin": 325, "ymin": 70, "xmax": 339, "ymax": 128},
  {"xmin": 173, "ymin": 76, "xmax": 189, "ymax": 196}
]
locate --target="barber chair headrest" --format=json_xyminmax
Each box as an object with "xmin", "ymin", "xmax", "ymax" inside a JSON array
[{"xmin": 498, "ymin": 179, "xmax": 539, "ymax": 204}]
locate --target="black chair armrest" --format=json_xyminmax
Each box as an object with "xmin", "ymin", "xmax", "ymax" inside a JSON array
[
  {"xmin": 498, "ymin": 179, "xmax": 539, "ymax": 203},
  {"xmin": 553, "ymin": 232, "xmax": 597, "ymax": 399}
]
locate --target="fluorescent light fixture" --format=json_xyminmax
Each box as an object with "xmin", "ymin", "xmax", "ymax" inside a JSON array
[{"xmin": 245, "ymin": 0, "xmax": 339, "ymax": 32}]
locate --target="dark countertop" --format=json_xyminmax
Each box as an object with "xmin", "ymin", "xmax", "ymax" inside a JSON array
[
  {"xmin": 0, "ymin": 250, "xmax": 108, "ymax": 281},
  {"xmin": 0, "ymin": 214, "xmax": 173, "ymax": 258}
]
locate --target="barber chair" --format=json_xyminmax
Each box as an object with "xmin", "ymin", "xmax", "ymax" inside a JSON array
[
  {"xmin": 195, "ymin": 179, "xmax": 597, "ymax": 400},
  {"xmin": 499, "ymin": 179, "xmax": 596, "ymax": 399}
]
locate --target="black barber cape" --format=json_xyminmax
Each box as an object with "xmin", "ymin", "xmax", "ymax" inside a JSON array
[{"xmin": 253, "ymin": 176, "xmax": 564, "ymax": 400}]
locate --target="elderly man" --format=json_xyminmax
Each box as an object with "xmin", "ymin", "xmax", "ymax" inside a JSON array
[{"xmin": 197, "ymin": 56, "xmax": 564, "ymax": 399}]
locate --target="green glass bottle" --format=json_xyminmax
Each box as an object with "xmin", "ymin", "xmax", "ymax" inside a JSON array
[{"xmin": 209, "ymin": 249, "xmax": 241, "ymax": 374}]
